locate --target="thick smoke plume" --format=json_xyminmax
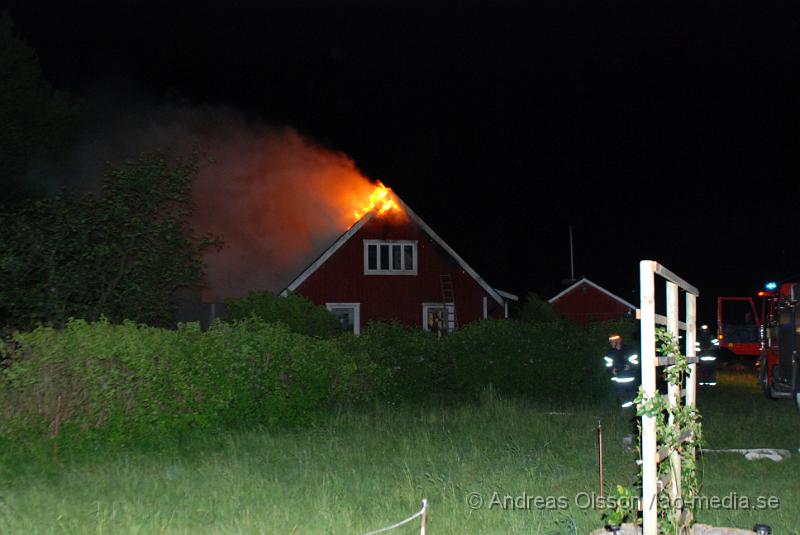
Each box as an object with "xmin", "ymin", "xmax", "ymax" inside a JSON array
[
  {"xmin": 69, "ymin": 103, "xmax": 379, "ymax": 301},
  {"xmin": 191, "ymin": 124, "xmax": 377, "ymax": 300}
]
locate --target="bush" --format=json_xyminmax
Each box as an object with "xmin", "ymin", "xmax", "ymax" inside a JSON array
[
  {"xmin": 518, "ymin": 292, "xmax": 559, "ymax": 323},
  {"xmin": 224, "ymin": 291, "xmax": 341, "ymax": 338},
  {"xmin": 0, "ymin": 316, "xmax": 626, "ymax": 456},
  {"xmin": 346, "ymin": 321, "xmax": 443, "ymax": 401},
  {"xmin": 346, "ymin": 318, "xmax": 619, "ymax": 405},
  {"xmin": 441, "ymin": 319, "xmax": 615, "ymax": 403},
  {"xmin": 0, "ymin": 317, "xmax": 381, "ymax": 453}
]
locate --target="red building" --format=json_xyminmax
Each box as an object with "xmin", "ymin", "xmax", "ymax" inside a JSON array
[
  {"xmin": 282, "ymin": 197, "xmax": 517, "ymax": 335},
  {"xmin": 548, "ymin": 277, "xmax": 636, "ymax": 325}
]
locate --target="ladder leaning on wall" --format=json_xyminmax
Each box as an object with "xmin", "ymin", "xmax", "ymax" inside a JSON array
[{"xmin": 439, "ymin": 273, "xmax": 459, "ymax": 332}]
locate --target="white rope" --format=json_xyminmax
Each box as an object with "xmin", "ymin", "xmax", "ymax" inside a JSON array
[{"xmin": 362, "ymin": 499, "xmax": 427, "ymax": 535}]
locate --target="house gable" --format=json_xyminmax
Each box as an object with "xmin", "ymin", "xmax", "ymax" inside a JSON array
[
  {"xmin": 283, "ymin": 198, "xmax": 512, "ymax": 329},
  {"xmin": 548, "ymin": 277, "xmax": 635, "ymax": 324},
  {"xmin": 284, "ymin": 197, "xmax": 505, "ymax": 304}
]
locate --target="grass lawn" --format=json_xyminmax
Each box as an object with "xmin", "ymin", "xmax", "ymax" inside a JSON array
[
  {"xmin": 1, "ymin": 364, "xmax": 797, "ymax": 534},
  {"xmin": 692, "ymin": 364, "xmax": 799, "ymax": 532}
]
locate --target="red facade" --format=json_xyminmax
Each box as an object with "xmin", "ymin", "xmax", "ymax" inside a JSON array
[
  {"xmin": 293, "ymin": 213, "xmax": 506, "ymax": 331},
  {"xmin": 549, "ymin": 279, "xmax": 634, "ymax": 325}
]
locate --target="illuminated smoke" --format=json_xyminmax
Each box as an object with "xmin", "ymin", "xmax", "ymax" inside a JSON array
[
  {"xmin": 68, "ymin": 102, "xmax": 383, "ymax": 301},
  {"xmin": 191, "ymin": 124, "xmax": 379, "ymax": 300}
]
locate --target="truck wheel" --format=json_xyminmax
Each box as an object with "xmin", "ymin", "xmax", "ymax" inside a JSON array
[
  {"xmin": 794, "ymin": 363, "xmax": 800, "ymax": 412},
  {"xmin": 764, "ymin": 365, "xmax": 779, "ymax": 400},
  {"xmin": 758, "ymin": 355, "xmax": 775, "ymax": 399}
]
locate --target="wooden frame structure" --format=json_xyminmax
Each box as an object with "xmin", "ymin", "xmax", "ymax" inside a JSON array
[{"xmin": 639, "ymin": 260, "xmax": 699, "ymax": 535}]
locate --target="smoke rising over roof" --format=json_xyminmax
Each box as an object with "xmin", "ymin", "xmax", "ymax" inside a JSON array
[
  {"xmin": 69, "ymin": 102, "xmax": 378, "ymax": 301},
  {"xmin": 192, "ymin": 123, "xmax": 376, "ymax": 300}
]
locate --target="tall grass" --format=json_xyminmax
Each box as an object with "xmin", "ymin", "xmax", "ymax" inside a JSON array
[
  {"xmin": 1, "ymin": 370, "xmax": 797, "ymax": 534},
  {"xmin": 1, "ymin": 395, "xmax": 636, "ymax": 534}
]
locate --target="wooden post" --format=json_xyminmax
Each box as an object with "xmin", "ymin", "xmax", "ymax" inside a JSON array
[
  {"xmin": 53, "ymin": 394, "xmax": 62, "ymax": 460},
  {"xmin": 420, "ymin": 499, "xmax": 427, "ymax": 535},
  {"xmin": 666, "ymin": 281, "xmax": 681, "ymax": 520},
  {"xmin": 639, "ymin": 261, "xmax": 658, "ymax": 535},
  {"xmin": 685, "ymin": 293, "xmax": 698, "ymax": 528},
  {"xmin": 598, "ymin": 421, "xmax": 604, "ymax": 498},
  {"xmin": 686, "ymin": 294, "xmax": 697, "ymax": 408}
]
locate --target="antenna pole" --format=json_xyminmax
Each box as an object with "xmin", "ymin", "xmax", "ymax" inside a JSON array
[{"xmin": 569, "ymin": 225, "xmax": 575, "ymax": 281}]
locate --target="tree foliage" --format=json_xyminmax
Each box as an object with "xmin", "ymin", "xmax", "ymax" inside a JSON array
[
  {"xmin": 0, "ymin": 11, "xmax": 77, "ymax": 200},
  {"xmin": 0, "ymin": 152, "xmax": 220, "ymax": 329},
  {"xmin": 224, "ymin": 291, "xmax": 341, "ymax": 338},
  {"xmin": 518, "ymin": 291, "xmax": 559, "ymax": 323},
  {"xmin": 0, "ymin": 316, "xmax": 616, "ymax": 454}
]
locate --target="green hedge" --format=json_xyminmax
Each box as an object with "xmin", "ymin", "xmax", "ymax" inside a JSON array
[
  {"xmin": 347, "ymin": 318, "xmax": 629, "ymax": 404},
  {"xmin": 0, "ymin": 318, "xmax": 379, "ymax": 451},
  {"xmin": 0, "ymin": 317, "xmax": 628, "ymax": 454},
  {"xmin": 223, "ymin": 291, "xmax": 342, "ymax": 338}
]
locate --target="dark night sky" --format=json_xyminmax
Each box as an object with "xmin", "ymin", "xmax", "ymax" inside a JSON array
[{"xmin": 6, "ymin": 0, "xmax": 800, "ymax": 325}]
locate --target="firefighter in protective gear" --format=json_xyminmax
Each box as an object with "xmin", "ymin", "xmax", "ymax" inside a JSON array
[{"xmin": 604, "ymin": 333, "xmax": 640, "ymax": 408}]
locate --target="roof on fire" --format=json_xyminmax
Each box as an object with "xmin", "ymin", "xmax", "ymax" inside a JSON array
[{"xmin": 282, "ymin": 196, "xmax": 515, "ymax": 305}]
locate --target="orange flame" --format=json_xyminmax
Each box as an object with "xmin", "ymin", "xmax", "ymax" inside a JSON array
[{"xmin": 353, "ymin": 181, "xmax": 401, "ymax": 220}]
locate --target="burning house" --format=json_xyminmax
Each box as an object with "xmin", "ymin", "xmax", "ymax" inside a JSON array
[{"xmin": 281, "ymin": 183, "xmax": 518, "ymax": 335}]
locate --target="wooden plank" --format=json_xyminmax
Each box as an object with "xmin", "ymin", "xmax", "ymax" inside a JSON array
[
  {"xmin": 662, "ymin": 389, "xmax": 686, "ymax": 403},
  {"xmin": 657, "ymin": 356, "xmax": 700, "ymax": 367},
  {"xmin": 667, "ymin": 281, "xmax": 683, "ymax": 506},
  {"xmin": 636, "ymin": 308, "xmax": 686, "ymax": 331},
  {"xmin": 686, "ymin": 294, "xmax": 698, "ymax": 408},
  {"xmin": 680, "ymin": 508, "xmax": 692, "ymax": 526},
  {"xmin": 656, "ymin": 430, "xmax": 693, "ymax": 463},
  {"xmin": 658, "ymin": 472, "xmax": 671, "ymax": 492},
  {"xmin": 639, "ymin": 260, "xmax": 658, "ymax": 535},
  {"xmin": 635, "ymin": 310, "xmax": 688, "ymax": 331},
  {"xmin": 657, "ymin": 313, "xmax": 687, "ymax": 331},
  {"xmin": 654, "ymin": 262, "xmax": 700, "ymax": 296}
]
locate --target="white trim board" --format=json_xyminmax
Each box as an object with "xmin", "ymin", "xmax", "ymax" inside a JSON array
[
  {"xmin": 547, "ymin": 277, "xmax": 637, "ymax": 310},
  {"xmin": 282, "ymin": 215, "xmax": 372, "ymax": 295},
  {"xmin": 283, "ymin": 195, "xmax": 506, "ymax": 305},
  {"xmin": 397, "ymin": 198, "xmax": 504, "ymax": 305},
  {"xmin": 495, "ymin": 289, "xmax": 519, "ymax": 301}
]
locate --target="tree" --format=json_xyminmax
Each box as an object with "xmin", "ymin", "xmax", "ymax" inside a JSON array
[
  {"xmin": 0, "ymin": 11, "xmax": 77, "ymax": 201},
  {"xmin": 518, "ymin": 292, "xmax": 559, "ymax": 323},
  {"xmin": 0, "ymin": 152, "xmax": 220, "ymax": 329}
]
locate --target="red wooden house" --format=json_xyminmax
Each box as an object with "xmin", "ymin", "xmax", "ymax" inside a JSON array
[
  {"xmin": 282, "ymin": 197, "xmax": 517, "ymax": 335},
  {"xmin": 548, "ymin": 277, "xmax": 636, "ymax": 325}
]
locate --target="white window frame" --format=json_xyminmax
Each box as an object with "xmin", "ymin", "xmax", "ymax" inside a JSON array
[
  {"xmin": 326, "ymin": 302, "xmax": 361, "ymax": 335},
  {"xmin": 363, "ymin": 240, "xmax": 418, "ymax": 275},
  {"xmin": 422, "ymin": 302, "xmax": 455, "ymax": 334}
]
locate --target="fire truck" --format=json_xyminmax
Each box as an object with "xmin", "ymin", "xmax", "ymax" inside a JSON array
[
  {"xmin": 756, "ymin": 280, "xmax": 800, "ymax": 410},
  {"xmin": 716, "ymin": 296, "xmax": 761, "ymax": 357}
]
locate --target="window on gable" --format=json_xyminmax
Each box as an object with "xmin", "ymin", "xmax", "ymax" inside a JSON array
[
  {"xmin": 364, "ymin": 240, "xmax": 417, "ymax": 274},
  {"xmin": 367, "ymin": 245, "xmax": 378, "ymax": 270}
]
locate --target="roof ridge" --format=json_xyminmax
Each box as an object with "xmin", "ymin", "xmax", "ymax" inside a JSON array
[{"xmin": 283, "ymin": 193, "xmax": 505, "ymax": 305}]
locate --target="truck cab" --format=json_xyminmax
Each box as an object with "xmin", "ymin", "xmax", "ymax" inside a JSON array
[
  {"xmin": 717, "ymin": 296, "xmax": 761, "ymax": 357},
  {"xmin": 758, "ymin": 280, "xmax": 800, "ymax": 410}
]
